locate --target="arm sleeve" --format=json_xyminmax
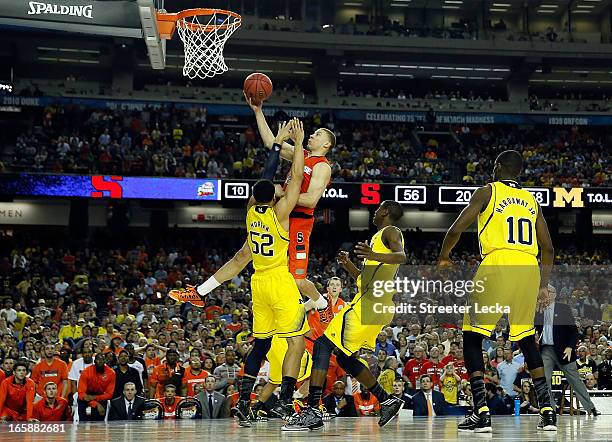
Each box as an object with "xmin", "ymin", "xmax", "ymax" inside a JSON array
[
  {"xmin": 61, "ymin": 363, "xmax": 69, "ymax": 382},
  {"xmin": 563, "ymin": 304, "xmax": 580, "ymax": 347},
  {"xmin": 31, "ymin": 402, "xmax": 41, "ymax": 422},
  {"xmin": 0, "ymin": 381, "xmax": 7, "ymax": 417},
  {"xmin": 77, "ymin": 369, "xmax": 88, "ymax": 400},
  {"xmin": 26, "ymin": 382, "xmax": 36, "ymax": 420},
  {"xmin": 260, "ymin": 145, "xmax": 281, "ymax": 180},
  {"xmin": 64, "ymin": 401, "xmax": 73, "ymax": 421},
  {"xmin": 97, "ymin": 371, "xmax": 116, "ymax": 402}
]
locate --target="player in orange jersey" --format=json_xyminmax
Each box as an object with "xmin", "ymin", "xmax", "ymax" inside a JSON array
[
  {"xmin": 185, "ymin": 107, "xmax": 334, "ymax": 315},
  {"xmin": 181, "ymin": 356, "xmax": 209, "ymax": 397},
  {"xmin": 245, "ymin": 97, "xmax": 334, "ymax": 311},
  {"xmin": 0, "ymin": 361, "xmax": 36, "ymax": 421},
  {"xmin": 31, "ymin": 343, "xmax": 69, "ymax": 399},
  {"xmin": 158, "ymin": 384, "xmax": 182, "ymax": 419}
]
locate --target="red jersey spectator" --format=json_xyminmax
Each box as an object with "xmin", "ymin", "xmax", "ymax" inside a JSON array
[
  {"xmin": 205, "ymin": 301, "xmax": 223, "ymax": 320},
  {"xmin": 353, "ymin": 389, "xmax": 380, "ymax": 416},
  {"xmin": 0, "ymin": 361, "xmax": 36, "ymax": 421},
  {"xmin": 31, "ymin": 343, "xmax": 69, "ymax": 398},
  {"xmin": 158, "ymin": 384, "xmax": 182, "ymax": 419},
  {"xmin": 225, "ymin": 313, "xmax": 242, "ymax": 334},
  {"xmin": 307, "ymin": 277, "xmax": 346, "ymax": 340},
  {"xmin": 144, "ymin": 345, "xmax": 161, "ymax": 376},
  {"xmin": 441, "ymin": 348, "xmax": 468, "ymax": 380},
  {"xmin": 324, "ymin": 354, "xmax": 346, "ymax": 397},
  {"xmin": 149, "ymin": 349, "xmax": 184, "ymax": 398},
  {"xmin": 77, "ymin": 353, "xmax": 116, "ymax": 421},
  {"xmin": 181, "ymin": 357, "xmax": 209, "ymax": 397},
  {"xmin": 32, "ymin": 382, "xmax": 72, "ymax": 422},
  {"xmin": 403, "ymin": 346, "xmax": 429, "ymax": 388},
  {"xmin": 419, "ymin": 347, "xmax": 445, "ymax": 387}
]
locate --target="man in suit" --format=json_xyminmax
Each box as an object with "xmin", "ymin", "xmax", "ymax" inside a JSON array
[
  {"xmin": 411, "ymin": 374, "xmax": 446, "ymax": 416},
  {"xmin": 108, "ymin": 382, "xmax": 145, "ymax": 421},
  {"xmin": 535, "ymin": 284, "xmax": 600, "ymax": 416},
  {"xmin": 196, "ymin": 375, "xmax": 228, "ymax": 419},
  {"xmin": 322, "ymin": 381, "xmax": 357, "ymax": 417}
]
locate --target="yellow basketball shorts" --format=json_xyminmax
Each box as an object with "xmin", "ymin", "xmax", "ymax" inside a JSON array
[
  {"xmin": 462, "ymin": 249, "xmax": 540, "ymax": 341},
  {"xmin": 250, "ymin": 267, "xmax": 309, "ymax": 339},
  {"xmin": 324, "ymin": 299, "xmax": 387, "ymax": 356},
  {"xmin": 267, "ymin": 335, "xmax": 312, "ymax": 385}
]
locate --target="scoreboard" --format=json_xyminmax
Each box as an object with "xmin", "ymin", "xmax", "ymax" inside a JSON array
[{"xmin": 0, "ymin": 174, "xmax": 610, "ymax": 209}]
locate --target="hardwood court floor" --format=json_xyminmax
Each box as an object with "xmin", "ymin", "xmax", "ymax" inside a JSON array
[{"xmin": 2, "ymin": 415, "xmax": 609, "ymax": 442}]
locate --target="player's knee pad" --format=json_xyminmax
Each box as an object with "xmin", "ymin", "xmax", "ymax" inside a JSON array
[
  {"xmin": 517, "ymin": 335, "xmax": 543, "ymax": 370},
  {"xmin": 245, "ymin": 337, "xmax": 272, "ymax": 376},
  {"xmin": 335, "ymin": 352, "xmax": 366, "ymax": 378},
  {"xmin": 463, "ymin": 331, "xmax": 485, "ymax": 374},
  {"xmin": 312, "ymin": 335, "xmax": 335, "ymax": 372}
]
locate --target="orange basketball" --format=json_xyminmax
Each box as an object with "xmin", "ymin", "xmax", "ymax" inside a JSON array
[{"xmin": 243, "ymin": 73, "xmax": 273, "ymax": 105}]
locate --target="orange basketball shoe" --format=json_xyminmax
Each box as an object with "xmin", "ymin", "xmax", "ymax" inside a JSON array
[{"xmin": 168, "ymin": 285, "xmax": 205, "ymax": 307}]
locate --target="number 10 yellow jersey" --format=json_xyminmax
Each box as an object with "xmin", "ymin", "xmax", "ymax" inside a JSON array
[
  {"xmin": 478, "ymin": 181, "xmax": 539, "ymax": 257},
  {"xmin": 246, "ymin": 205, "xmax": 290, "ymax": 272}
]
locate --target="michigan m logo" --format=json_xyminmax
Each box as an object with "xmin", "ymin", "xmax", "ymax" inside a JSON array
[{"xmin": 553, "ymin": 188, "xmax": 584, "ymax": 208}]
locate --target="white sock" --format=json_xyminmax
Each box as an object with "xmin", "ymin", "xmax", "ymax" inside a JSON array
[{"xmin": 197, "ymin": 276, "xmax": 220, "ymax": 297}]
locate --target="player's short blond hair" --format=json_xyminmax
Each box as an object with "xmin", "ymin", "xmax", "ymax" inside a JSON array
[{"xmin": 319, "ymin": 128, "xmax": 336, "ymax": 150}]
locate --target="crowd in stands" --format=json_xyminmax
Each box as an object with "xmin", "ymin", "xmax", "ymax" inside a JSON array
[
  {"xmin": 0, "ymin": 226, "xmax": 610, "ymax": 420},
  {"xmin": 248, "ymin": 16, "xmax": 597, "ymax": 45},
  {"xmin": 528, "ymin": 94, "xmax": 611, "ymax": 113},
  {"xmin": 456, "ymin": 125, "xmax": 610, "ymax": 187},
  {"xmin": 337, "ymin": 86, "xmax": 503, "ymax": 103},
  {"xmin": 3, "ymin": 105, "xmax": 610, "ymax": 187}
]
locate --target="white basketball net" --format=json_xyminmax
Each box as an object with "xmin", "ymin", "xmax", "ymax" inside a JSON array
[{"xmin": 176, "ymin": 11, "xmax": 241, "ymax": 79}]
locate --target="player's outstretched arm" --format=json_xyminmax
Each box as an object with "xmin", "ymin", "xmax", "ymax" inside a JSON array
[
  {"xmin": 297, "ymin": 162, "xmax": 332, "ymax": 209},
  {"xmin": 245, "ymin": 92, "xmax": 295, "ymax": 161},
  {"xmin": 355, "ymin": 227, "xmax": 406, "ymax": 264},
  {"xmin": 274, "ymin": 119, "xmax": 305, "ymax": 223},
  {"xmin": 535, "ymin": 203, "xmax": 554, "ymax": 288},
  {"xmin": 197, "ymin": 241, "xmax": 252, "ymax": 297},
  {"xmin": 438, "ymin": 185, "xmax": 491, "ymax": 264},
  {"xmin": 337, "ymin": 250, "xmax": 361, "ymax": 280}
]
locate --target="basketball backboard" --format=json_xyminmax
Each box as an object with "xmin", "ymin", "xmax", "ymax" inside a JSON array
[{"xmin": 0, "ymin": 0, "xmax": 167, "ymax": 69}]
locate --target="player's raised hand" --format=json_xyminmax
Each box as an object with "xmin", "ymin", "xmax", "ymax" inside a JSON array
[
  {"xmin": 336, "ymin": 250, "xmax": 351, "ymax": 267},
  {"xmin": 355, "ymin": 241, "xmax": 375, "ymax": 260},
  {"xmin": 243, "ymin": 91, "xmax": 262, "ymax": 112},
  {"xmin": 291, "ymin": 118, "xmax": 305, "ymax": 147},
  {"xmin": 274, "ymin": 184, "xmax": 285, "ymax": 199},
  {"xmin": 274, "ymin": 121, "xmax": 293, "ymax": 144}
]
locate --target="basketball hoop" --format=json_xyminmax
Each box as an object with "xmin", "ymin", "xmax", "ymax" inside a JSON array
[{"xmin": 157, "ymin": 8, "xmax": 241, "ymax": 79}]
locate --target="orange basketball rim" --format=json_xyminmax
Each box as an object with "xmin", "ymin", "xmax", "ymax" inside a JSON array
[{"xmin": 157, "ymin": 8, "xmax": 242, "ymax": 79}]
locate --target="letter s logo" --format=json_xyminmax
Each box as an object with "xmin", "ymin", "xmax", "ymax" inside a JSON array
[
  {"xmin": 361, "ymin": 183, "xmax": 380, "ymax": 205},
  {"xmin": 91, "ymin": 176, "xmax": 123, "ymax": 198}
]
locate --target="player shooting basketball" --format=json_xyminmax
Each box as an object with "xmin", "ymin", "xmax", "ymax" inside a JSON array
[{"xmin": 244, "ymin": 94, "xmax": 334, "ymax": 317}]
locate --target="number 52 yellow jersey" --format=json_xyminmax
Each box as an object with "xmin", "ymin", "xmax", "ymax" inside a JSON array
[
  {"xmin": 478, "ymin": 181, "xmax": 539, "ymax": 257},
  {"xmin": 246, "ymin": 205, "xmax": 290, "ymax": 272}
]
